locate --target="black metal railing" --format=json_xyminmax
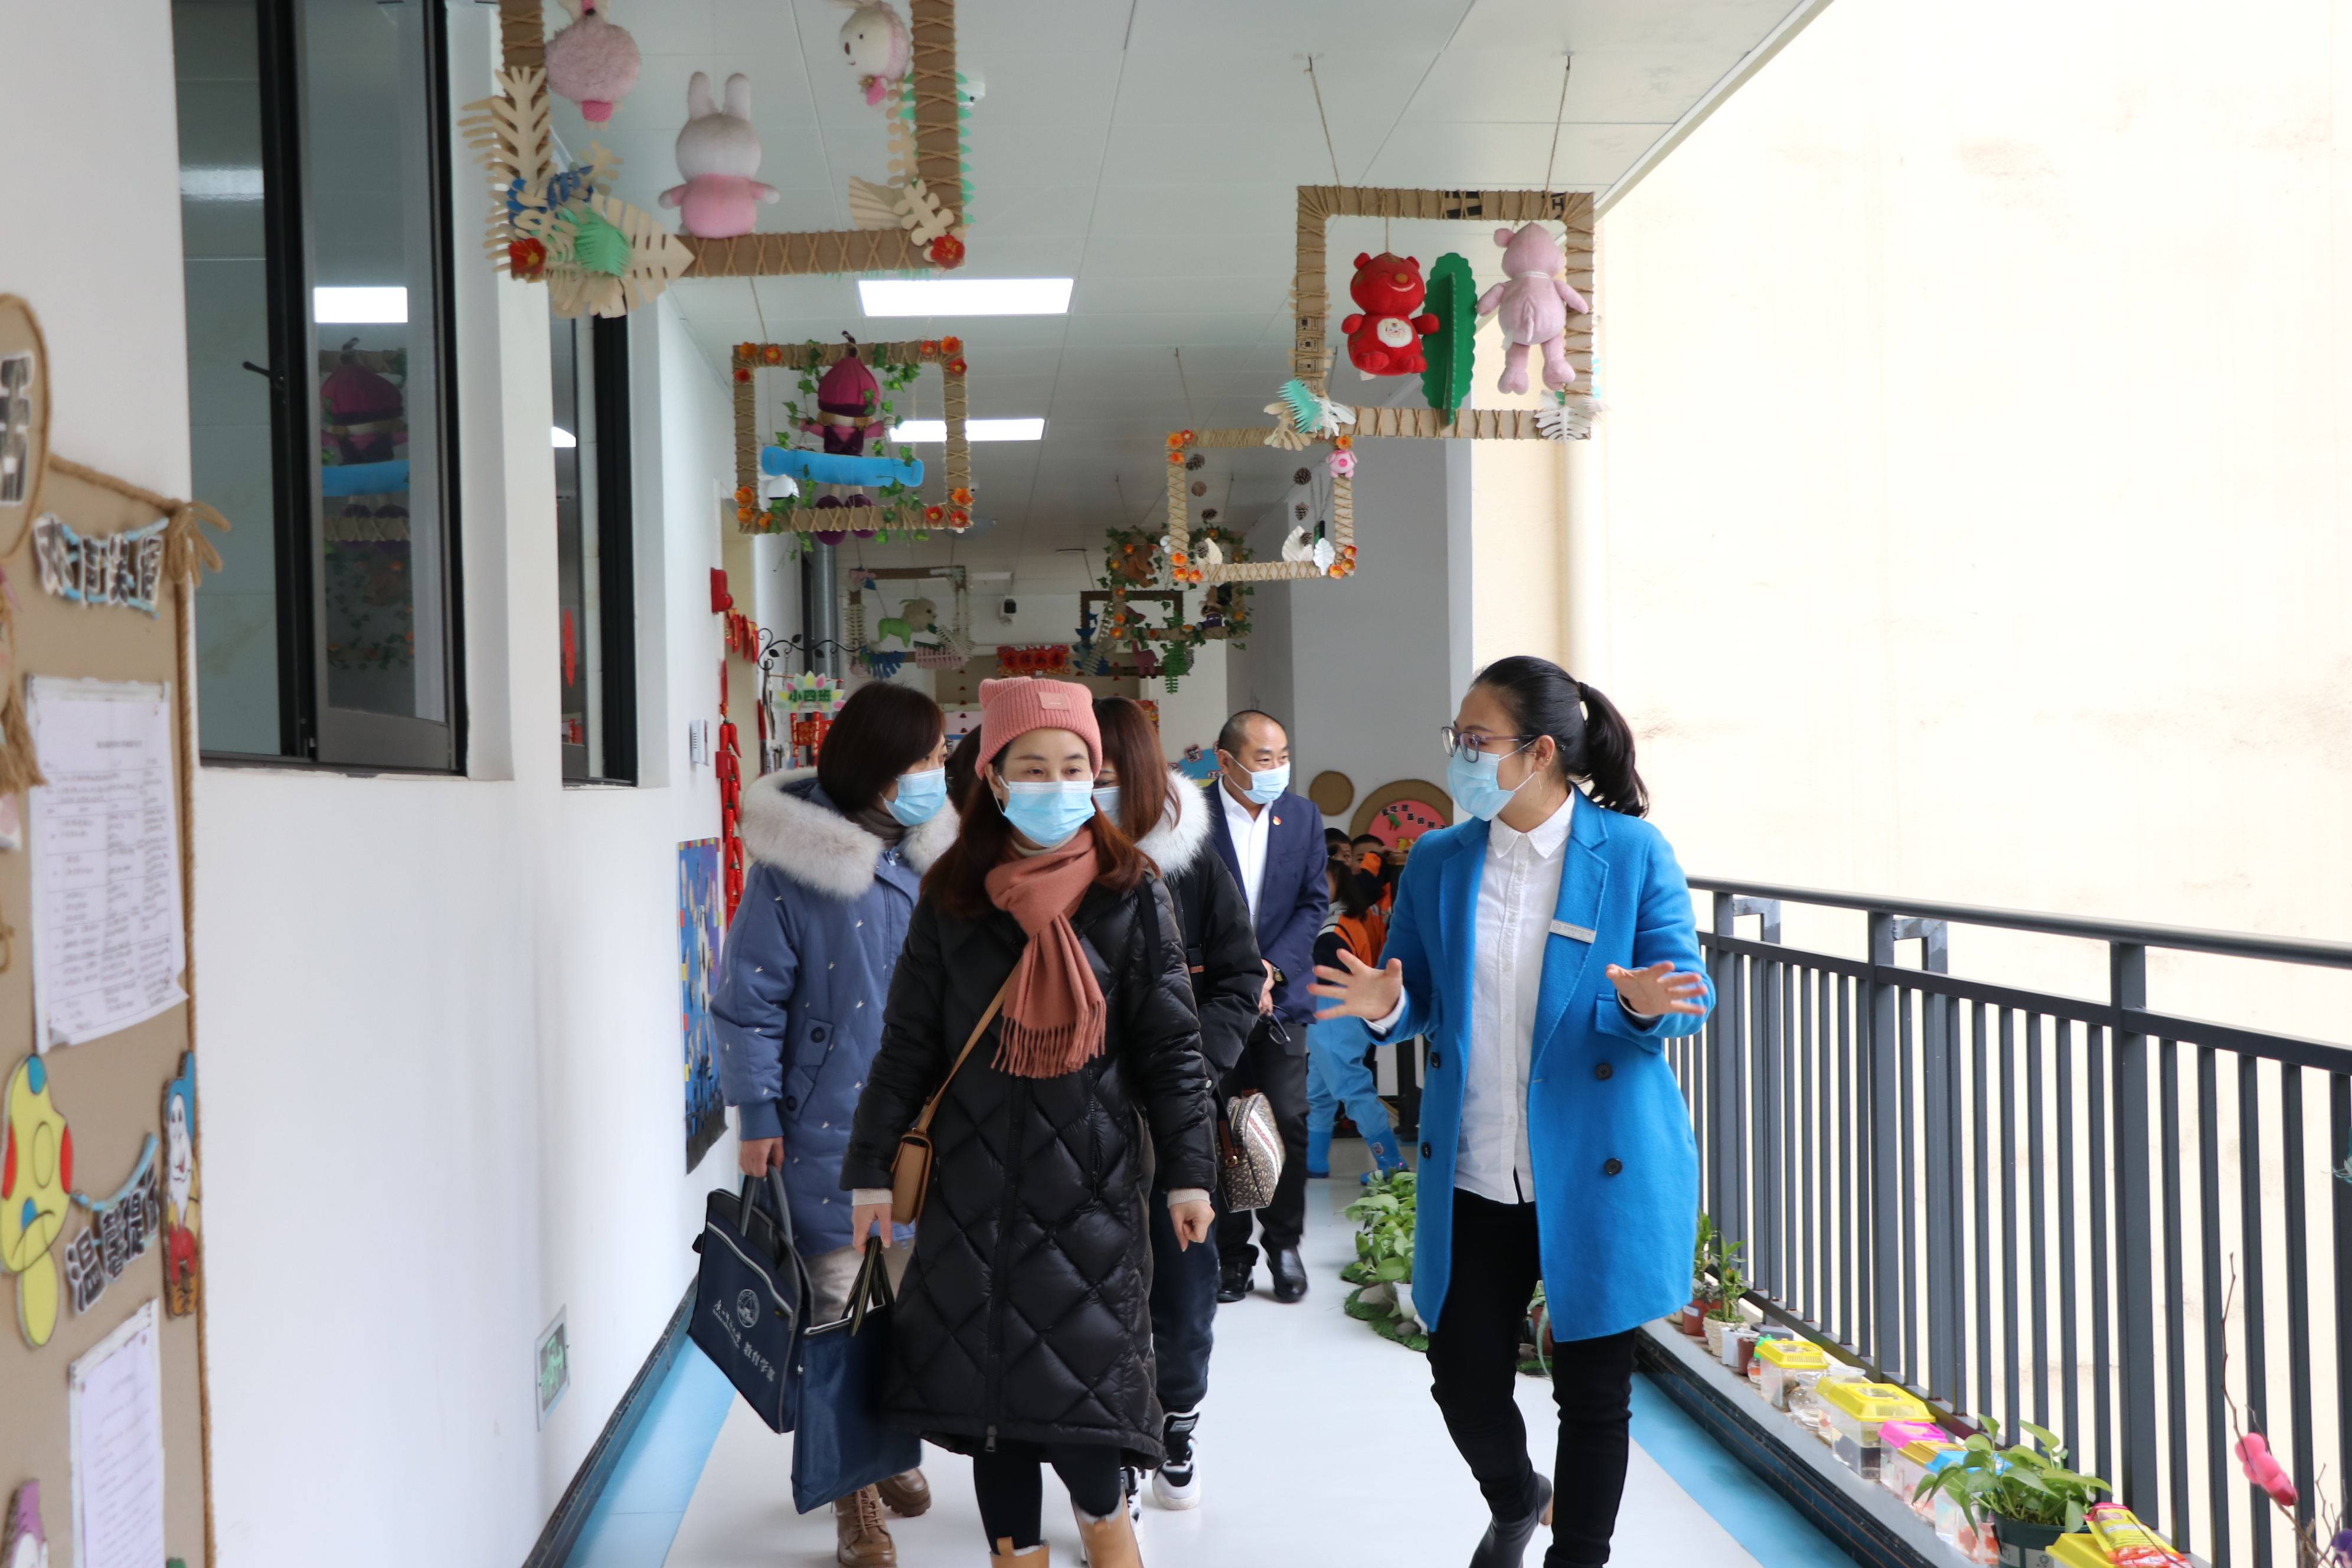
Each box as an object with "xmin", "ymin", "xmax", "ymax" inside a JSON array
[{"xmin": 1674, "ymin": 879, "xmax": 2352, "ymax": 1568}]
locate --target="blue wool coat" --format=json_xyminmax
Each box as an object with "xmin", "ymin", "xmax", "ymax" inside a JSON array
[
  {"xmin": 1382, "ymin": 796, "xmax": 1712, "ymax": 1342},
  {"xmin": 713, "ymin": 771, "xmax": 956, "ymax": 1256}
]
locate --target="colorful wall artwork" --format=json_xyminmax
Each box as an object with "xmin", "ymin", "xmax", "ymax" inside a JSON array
[
  {"xmin": 1350, "ymin": 780, "xmax": 1453, "ymax": 849},
  {"xmin": 679, "ymin": 839, "xmax": 727, "ymax": 1172},
  {"xmin": 3, "ymin": 1480, "xmax": 47, "ymax": 1568},
  {"xmin": 60, "ymin": 1138, "xmax": 158, "ymax": 1318},
  {"xmin": 0, "ymin": 1055, "xmax": 70, "ymax": 1348},
  {"xmin": 161, "ymin": 1055, "xmax": 200, "ymax": 1318}
]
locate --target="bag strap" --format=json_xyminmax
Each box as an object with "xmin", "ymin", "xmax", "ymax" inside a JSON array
[
  {"xmin": 848, "ymin": 1236, "xmax": 894, "ymax": 1335},
  {"xmin": 907, "ymin": 973, "xmax": 1015, "ymax": 1138}
]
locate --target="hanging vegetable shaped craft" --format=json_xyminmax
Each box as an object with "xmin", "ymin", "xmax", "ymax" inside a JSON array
[
  {"xmin": 544, "ymin": 0, "xmax": 640, "ymax": 125},
  {"xmin": 1340, "ymin": 252, "xmax": 1439, "ymax": 377},
  {"xmin": 661, "ymin": 72, "xmax": 781, "ymax": 240},
  {"xmin": 1475, "ymin": 223, "xmax": 1589, "ymax": 396},
  {"xmin": 803, "ymin": 347, "xmax": 886, "ymax": 455}
]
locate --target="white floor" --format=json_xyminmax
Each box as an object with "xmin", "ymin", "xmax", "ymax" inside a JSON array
[{"xmin": 664, "ymin": 1144, "xmax": 1765, "ymax": 1567}]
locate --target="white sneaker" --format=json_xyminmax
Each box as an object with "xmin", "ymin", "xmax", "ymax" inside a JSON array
[{"xmin": 1152, "ymin": 1407, "xmax": 1202, "ymax": 1510}]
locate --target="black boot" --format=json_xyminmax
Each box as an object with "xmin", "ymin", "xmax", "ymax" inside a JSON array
[
  {"xmin": 1216, "ymin": 1254, "xmax": 1252, "ymax": 1304},
  {"xmin": 1269, "ymin": 1246, "xmax": 1308, "ymax": 1304},
  {"xmin": 1469, "ymin": 1474, "xmax": 1551, "ymax": 1568}
]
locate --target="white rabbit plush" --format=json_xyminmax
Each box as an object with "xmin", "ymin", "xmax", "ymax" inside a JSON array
[{"xmin": 659, "ymin": 72, "xmax": 779, "ymax": 240}]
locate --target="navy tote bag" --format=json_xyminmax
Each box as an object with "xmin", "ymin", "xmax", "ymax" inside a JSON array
[
  {"xmin": 690, "ymin": 1173, "xmax": 811, "ymax": 1433},
  {"xmin": 789, "ymin": 1238, "xmax": 923, "ymax": 1513}
]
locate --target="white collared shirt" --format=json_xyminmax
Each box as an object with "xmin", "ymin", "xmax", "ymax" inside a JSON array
[{"xmin": 1220, "ymin": 779, "xmax": 1272, "ymax": 919}]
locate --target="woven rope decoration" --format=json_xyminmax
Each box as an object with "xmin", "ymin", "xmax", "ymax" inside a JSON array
[
  {"xmin": 1164, "ymin": 430, "xmax": 1351, "ymax": 586},
  {"xmin": 731, "ymin": 340, "xmax": 971, "ymax": 534}
]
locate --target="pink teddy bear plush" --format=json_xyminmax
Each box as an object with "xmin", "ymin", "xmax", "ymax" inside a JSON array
[{"xmin": 1475, "ymin": 223, "xmax": 1592, "ymax": 395}]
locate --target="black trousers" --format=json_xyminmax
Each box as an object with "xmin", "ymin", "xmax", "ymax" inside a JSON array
[
  {"xmin": 1149, "ymin": 1189, "xmax": 1219, "ymax": 1410},
  {"xmin": 970, "ymin": 1442, "xmax": 1123, "ymax": 1551},
  {"xmin": 1215, "ymin": 1019, "xmax": 1308, "ymax": 1263},
  {"xmin": 1426, "ymin": 1189, "xmax": 1637, "ymax": 1568}
]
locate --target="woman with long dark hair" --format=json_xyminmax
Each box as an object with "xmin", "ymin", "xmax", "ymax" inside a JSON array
[
  {"xmin": 1091, "ymin": 696, "xmax": 1262, "ymax": 1512},
  {"xmin": 842, "ymin": 678, "xmax": 1216, "ymax": 1568},
  {"xmin": 1311, "ymin": 656, "xmax": 1712, "ymax": 1568},
  {"xmin": 713, "ymin": 679, "xmax": 952, "ymax": 1565}
]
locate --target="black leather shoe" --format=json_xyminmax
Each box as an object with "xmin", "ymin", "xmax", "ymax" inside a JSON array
[
  {"xmin": 1269, "ymin": 1247, "xmax": 1308, "ymax": 1303},
  {"xmin": 1216, "ymin": 1256, "xmax": 1252, "ymax": 1304},
  {"xmin": 1469, "ymin": 1474, "xmax": 1551, "ymax": 1568}
]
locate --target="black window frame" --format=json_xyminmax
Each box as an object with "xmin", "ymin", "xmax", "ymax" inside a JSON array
[
  {"xmin": 193, "ymin": 0, "xmax": 465, "ymax": 772},
  {"xmin": 555, "ymin": 312, "xmax": 638, "ymax": 786}
]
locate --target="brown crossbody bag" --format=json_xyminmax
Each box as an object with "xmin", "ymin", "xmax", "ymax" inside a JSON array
[{"xmin": 889, "ymin": 975, "xmax": 1015, "ymax": 1225}]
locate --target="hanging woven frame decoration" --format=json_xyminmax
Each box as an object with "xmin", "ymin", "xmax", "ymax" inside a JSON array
[{"xmin": 732, "ymin": 338, "xmax": 971, "ymax": 538}]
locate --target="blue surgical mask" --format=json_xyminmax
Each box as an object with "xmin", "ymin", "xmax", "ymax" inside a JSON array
[
  {"xmin": 886, "ymin": 766, "xmax": 948, "ymax": 827},
  {"xmin": 1091, "ymin": 785, "xmax": 1122, "ymax": 822},
  {"xmin": 1000, "ymin": 779, "xmax": 1099, "ymax": 850},
  {"xmin": 1240, "ymin": 763, "xmax": 1290, "ymax": 805},
  {"xmin": 1446, "ymin": 745, "xmax": 1532, "ymax": 822}
]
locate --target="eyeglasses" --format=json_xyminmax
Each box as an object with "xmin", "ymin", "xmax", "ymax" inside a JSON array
[{"xmin": 1438, "ymin": 726, "xmax": 1536, "ymax": 763}]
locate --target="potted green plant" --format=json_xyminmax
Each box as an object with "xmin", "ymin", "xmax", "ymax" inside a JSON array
[
  {"xmin": 1912, "ymin": 1423, "xmax": 2109, "ymax": 1557},
  {"xmin": 1342, "ymin": 1170, "xmax": 1424, "ymax": 1335},
  {"xmin": 1682, "ymin": 1214, "xmax": 1717, "ymax": 1337},
  {"xmin": 1703, "ymin": 1236, "xmax": 1748, "ymax": 1360}
]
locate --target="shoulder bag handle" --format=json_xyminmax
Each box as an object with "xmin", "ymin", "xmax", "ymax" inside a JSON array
[
  {"xmin": 847, "ymin": 1236, "xmax": 894, "ymax": 1335},
  {"xmin": 906, "ymin": 972, "xmax": 1015, "ymax": 1138}
]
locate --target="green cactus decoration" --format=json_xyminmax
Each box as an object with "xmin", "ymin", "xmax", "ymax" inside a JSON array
[{"xmin": 1420, "ymin": 253, "xmax": 1477, "ymax": 417}]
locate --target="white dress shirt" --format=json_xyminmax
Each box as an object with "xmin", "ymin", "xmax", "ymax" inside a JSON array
[{"xmin": 1219, "ymin": 779, "xmax": 1272, "ymax": 919}]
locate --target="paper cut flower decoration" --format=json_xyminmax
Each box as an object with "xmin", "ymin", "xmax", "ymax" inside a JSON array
[
  {"xmin": 737, "ymin": 342, "xmax": 759, "ymax": 360},
  {"xmin": 929, "ymin": 234, "xmax": 966, "ymax": 269},
  {"xmin": 920, "ymin": 339, "xmax": 941, "ymax": 356},
  {"xmin": 733, "ymin": 367, "xmax": 752, "ymax": 384},
  {"xmin": 761, "ymin": 344, "xmax": 785, "ymax": 365},
  {"xmin": 508, "ymin": 236, "xmax": 548, "ymax": 279},
  {"xmin": 734, "ymin": 485, "xmax": 755, "ymax": 505},
  {"xmin": 941, "ymin": 336, "xmax": 962, "ymax": 354},
  {"xmin": 945, "ymin": 356, "xmax": 967, "ymax": 376},
  {"xmin": 950, "ymin": 486, "xmax": 974, "ymax": 505},
  {"xmin": 736, "ymin": 505, "xmax": 754, "ymax": 524},
  {"xmin": 925, "ymin": 505, "xmax": 945, "ymax": 524}
]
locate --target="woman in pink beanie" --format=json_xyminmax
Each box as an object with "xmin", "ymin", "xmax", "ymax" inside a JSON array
[{"xmin": 843, "ymin": 678, "xmax": 1217, "ymax": 1567}]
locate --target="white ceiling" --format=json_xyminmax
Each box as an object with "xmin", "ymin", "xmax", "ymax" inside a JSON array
[{"xmin": 547, "ymin": 0, "xmax": 1811, "ymax": 558}]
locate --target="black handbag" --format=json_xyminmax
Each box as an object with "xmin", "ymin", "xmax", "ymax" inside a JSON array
[
  {"xmin": 690, "ymin": 1172, "xmax": 811, "ymax": 1433},
  {"xmin": 789, "ymin": 1239, "xmax": 923, "ymax": 1513}
]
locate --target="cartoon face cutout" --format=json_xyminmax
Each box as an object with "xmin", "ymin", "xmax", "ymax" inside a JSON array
[
  {"xmin": 164, "ymin": 1095, "xmax": 193, "ymax": 1217},
  {"xmin": 1, "ymin": 1056, "xmax": 72, "ymax": 1346}
]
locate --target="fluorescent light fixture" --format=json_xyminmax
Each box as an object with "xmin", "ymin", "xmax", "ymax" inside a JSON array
[
  {"xmin": 551, "ymin": 426, "xmax": 577, "ymax": 449},
  {"xmin": 858, "ymin": 277, "xmax": 1073, "ymax": 316},
  {"xmin": 313, "ymin": 286, "xmax": 408, "ymax": 324},
  {"xmin": 888, "ymin": 418, "xmax": 1044, "ymax": 443}
]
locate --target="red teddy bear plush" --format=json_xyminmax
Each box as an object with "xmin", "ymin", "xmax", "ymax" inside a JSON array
[{"xmin": 1340, "ymin": 251, "xmax": 1439, "ymax": 375}]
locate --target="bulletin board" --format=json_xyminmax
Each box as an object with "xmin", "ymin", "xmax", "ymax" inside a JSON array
[{"xmin": 0, "ymin": 296, "xmax": 220, "ymax": 1567}]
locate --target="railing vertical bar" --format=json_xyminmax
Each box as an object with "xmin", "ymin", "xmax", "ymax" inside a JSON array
[
  {"xmin": 1899, "ymin": 985, "xmax": 1919, "ymax": 1390},
  {"xmin": 2028, "ymin": 1010, "xmax": 2050, "ymax": 1430},
  {"xmin": 1973, "ymin": 998, "xmax": 1994, "ymax": 1426},
  {"xmin": 2002, "ymin": 1006, "xmax": 2021, "ymax": 1443},
  {"xmin": 2056, "ymin": 1018, "xmax": 2080, "ymax": 1451},
  {"xmin": 1707, "ymin": 897, "xmax": 1736, "ymax": 1243},
  {"xmin": 1841, "ymin": 972, "xmax": 1857, "ymax": 1350},
  {"xmin": 2333, "ymin": 1073, "xmax": 2352, "ymax": 1533},
  {"xmin": 1783, "ymin": 959, "xmax": 1797, "ymax": 1308},
  {"xmin": 1867, "ymin": 912, "xmax": 1900, "ymax": 1376},
  {"xmin": 2158, "ymin": 1037, "xmax": 2189, "ymax": 1550},
  {"xmin": 1925, "ymin": 986, "xmax": 1958, "ymax": 1405},
  {"xmin": 1942, "ymin": 990, "xmax": 1965, "ymax": 1410},
  {"xmin": 2279, "ymin": 1065, "xmax": 2314, "ymax": 1534},
  {"xmin": 2239, "ymin": 1052, "xmax": 2272, "ymax": 1568},
  {"xmin": 2090, "ymin": 1025, "xmax": 2115, "ymax": 1485},
  {"xmin": 2112, "ymin": 944, "xmax": 2161, "ymax": 1525},
  {"xmin": 2199, "ymin": 1044, "xmax": 2231, "ymax": 1568},
  {"xmin": 1800, "ymin": 965, "xmax": 1817, "ymax": 1324},
  {"xmin": 1761, "ymin": 950, "xmax": 1783, "ymax": 1296}
]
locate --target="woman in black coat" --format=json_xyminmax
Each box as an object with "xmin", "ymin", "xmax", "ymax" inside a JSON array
[
  {"xmin": 844, "ymin": 680, "xmax": 1216, "ymax": 1568},
  {"xmin": 1090, "ymin": 697, "xmax": 1260, "ymax": 1513}
]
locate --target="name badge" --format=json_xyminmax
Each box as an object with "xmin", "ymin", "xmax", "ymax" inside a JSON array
[{"xmin": 1549, "ymin": 919, "xmax": 1596, "ymax": 943}]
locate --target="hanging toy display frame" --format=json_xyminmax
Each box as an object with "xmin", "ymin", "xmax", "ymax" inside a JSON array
[{"xmin": 731, "ymin": 338, "xmax": 971, "ymax": 537}]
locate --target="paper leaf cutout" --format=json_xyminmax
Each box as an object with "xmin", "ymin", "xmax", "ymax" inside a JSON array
[{"xmin": 1420, "ymin": 253, "xmax": 1477, "ymax": 417}]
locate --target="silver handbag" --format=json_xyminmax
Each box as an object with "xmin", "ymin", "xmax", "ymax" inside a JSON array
[{"xmin": 1218, "ymin": 1090, "xmax": 1284, "ymax": 1211}]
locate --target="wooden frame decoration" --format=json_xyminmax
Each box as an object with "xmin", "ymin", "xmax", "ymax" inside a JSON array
[{"xmin": 731, "ymin": 339, "xmax": 969, "ymax": 535}]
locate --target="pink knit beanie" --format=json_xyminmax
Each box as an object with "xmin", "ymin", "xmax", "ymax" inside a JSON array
[{"xmin": 977, "ymin": 677, "xmax": 1101, "ymax": 773}]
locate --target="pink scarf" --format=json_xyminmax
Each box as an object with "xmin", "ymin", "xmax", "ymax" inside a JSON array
[{"xmin": 982, "ymin": 835, "xmax": 1108, "ymax": 1078}]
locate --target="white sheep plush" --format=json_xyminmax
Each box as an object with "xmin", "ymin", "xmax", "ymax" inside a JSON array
[{"xmin": 659, "ymin": 73, "xmax": 780, "ymax": 240}]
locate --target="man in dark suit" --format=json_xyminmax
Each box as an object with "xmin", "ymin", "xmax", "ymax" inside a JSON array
[{"xmin": 1203, "ymin": 708, "xmax": 1329, "ymax": 1304}]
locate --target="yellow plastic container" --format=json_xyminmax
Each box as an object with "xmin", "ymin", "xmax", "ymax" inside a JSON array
[
  {"xmin": 1817, "ymin": 1380, "xmax": 1930, "ymax": 1437},
  {"xmin": 1756, "ymin": 1338, "xmax": 1828, "ymax": 1409},
  {"xmin": 2046, "ymin": 1534, "xmax": 2113, "ymax": 1568}
]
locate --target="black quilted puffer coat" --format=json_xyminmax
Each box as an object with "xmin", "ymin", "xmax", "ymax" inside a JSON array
[{"xmin": 842, "ymin": 873, "xmax": 1217, "ymax": 1464}]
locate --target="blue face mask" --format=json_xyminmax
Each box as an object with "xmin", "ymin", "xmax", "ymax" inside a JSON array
[
  {"xmin": 1000, "ymin": 779, "xmax": 1099, "ymax": 850},
  {"xmin": 1237, "ymin": 762, "xmax": 1290, "ymax": 805},
  {"xmin": 1091, "ymin": 785, "xmax": 1122, "ymax": 823},
  {"xmin": 886, "ymin": 765, "xmax": 948, "ymax": 827},
  {"xmin": 1446, "ymin": 745, "xmax": 1533, "ymax": 822}
]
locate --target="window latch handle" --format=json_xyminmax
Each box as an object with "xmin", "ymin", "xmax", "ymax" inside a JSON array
[{"xmin": 241, "ymin": 360, "xmax": 283, "ymax": 387}]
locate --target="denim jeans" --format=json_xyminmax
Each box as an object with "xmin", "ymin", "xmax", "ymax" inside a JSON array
[
  {"xmin": 1149, "ymin": 1190, "xmax": 1219, "ymax": 1411},
  {"xmin": 1304, "ymin": 1015, "xmax": 1405, "ymax": 1175}
]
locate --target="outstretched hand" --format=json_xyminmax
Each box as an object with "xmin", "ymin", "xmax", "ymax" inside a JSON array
[
  {"xmin": 1309, "ymin": 949, "xmax": 1405, "ymax": 1023},
  {"xmin": 1606, "ymin": 961, "xmax": 1708, "ymax": 1017}
]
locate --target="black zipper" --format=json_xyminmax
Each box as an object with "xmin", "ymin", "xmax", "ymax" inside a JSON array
[{"xmin": 981, "ymin": 1066, "xmax": 1030, "ymax": 1448}]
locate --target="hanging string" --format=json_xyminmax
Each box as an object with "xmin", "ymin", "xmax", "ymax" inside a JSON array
[
  {"xmin": 1541, "ymin": 54, "xmax": 1573, "ymax": 194},
  {"xmin": 1305, "ymin": 57, "xmax": 1344, "ymax": 187},
  {"xmin": 1172, "ymin": 347, "xmax": 1196, "ymax": 426},
  {"xmin": 748, "ymin": 277, "xmax": 770, "ymax": 344}
]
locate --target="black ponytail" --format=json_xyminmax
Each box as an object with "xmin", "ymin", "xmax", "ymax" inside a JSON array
[{"xmin": 1471, "ymin": 654, "xmax": 1650, "ymax": 818}]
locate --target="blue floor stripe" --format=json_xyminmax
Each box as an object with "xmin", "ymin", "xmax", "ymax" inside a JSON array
[
  {"xmin": 1629, "ymin": 1373, "xmax": 1847, "ymax": 1568},
  {"xmin": 569, "ymin": 1345, "xmax": 737, "ymax": 1568}
]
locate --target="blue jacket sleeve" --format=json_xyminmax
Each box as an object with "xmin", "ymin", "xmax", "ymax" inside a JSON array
[
  {"xmin": 1266, "ymin": 818, "xmax": 1331, "ymax": 1020},
  {"xmin": 1593, "ymin": 828, "xmax": 1712, "ymax": 1049},
  {"xmin": 1374, "ymin": 848, "xmax": 1442, "ymax": 1042},
  {"xmin": 713, "ymin": 866, "xmax": 799, "ymax": 1138}
]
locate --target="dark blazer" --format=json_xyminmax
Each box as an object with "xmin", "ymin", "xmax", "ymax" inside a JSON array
[{"xmin": 1201, "ymin": 780, "xmax": 1330, "ymax": 1027}]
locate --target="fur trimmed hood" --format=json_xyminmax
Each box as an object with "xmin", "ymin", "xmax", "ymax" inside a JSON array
[
  {"xmin": 1135, "ymin": 767, "xmax": 1213, "ymax": 875},
  {"xmin": 739, "ymin": 767, "xmax": 956, "ymax": 900}
]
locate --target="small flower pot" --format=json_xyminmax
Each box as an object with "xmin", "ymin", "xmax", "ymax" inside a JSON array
[
  {"xmin": 1732, "ymin": 1330, "xmax": 1759, "ymax": 1377},
  {"xmin": 1703, "ymin": 1317, "xmax": 1729, "ymax": 1358},
  {"xmin": 1990, "ymin": 1514, "xmax": 2070, "ymax": 1564},
  {"xmin": 1680, "ymin": 1303, "xmax": 1706, "ymax": 1337}
]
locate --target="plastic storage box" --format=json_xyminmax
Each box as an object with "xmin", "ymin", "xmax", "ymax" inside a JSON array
[
  {"xmin": 1817, "ymin": 1380, "xmax": 1930, "ymax": 1478},
  {"xmin": 1755, "ymin": 1338, "xmax": 1828, "ymax": 1409}
]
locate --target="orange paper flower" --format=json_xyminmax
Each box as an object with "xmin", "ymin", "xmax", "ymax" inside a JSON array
[
  {"xmin": 949, "ymin": 486, "xmax": 973, "ymax": 505},
  {"xmin": 1168, "ymin": 452, "xmax": 1184, "ymax": 466},
  {"xmin": 736, "ymin": 341, "xmax": 758, "ymax": 361},
  {"xmin": 734, "ymin": 485, "xmax": 754, "ymax": 504},
  {"xmin": 948, "ymin": 507, "xmax": 969, "ymax": 525},
  {"xmin": 736, "ymin": 506, "xmax": 754, "ymax": 524},
  {"xmin": 733, "ymin": 368, "xmax": 752, "ymax": 384},
  {"xmin": 945, "ymin": 357, "xmax": 967, "ymax": 376},
  {"xmin": 1334, "ymin": 434, "xmax": 1354, "ymax": 450},
  {"xmin": 761, "ymin": 344, "xmax": 784, "ymax": 365},
  {"xmin": 508, "ymin": 237, "xmax": 547, "ymax": 279},
  {"xmin": 940, "ymin": 335, "xmax": 962, "ymax": 355},
  {"xmin": 924, "ymin": 505, "xmax": 945, "ymax": 523},
  {"xmin": 920, "ymin": 339, "xmax": 942, "ymax": 357},
  {"xmin": 1165, "ymin": 432, "xmax": 1187, "ymax": 450},
  {"xmin": 928, "ymin": 234, "xmax": 966, "ymax": 269}
]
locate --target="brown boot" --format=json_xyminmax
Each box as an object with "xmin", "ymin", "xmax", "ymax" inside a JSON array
[
  {"xmin": 1072, "ymin": 1502, "xmax": 1143, "ymax": 1568},
  {"xmin": 832, "ymin": 1485, "xmax": 896, "ymax": 1567},
  {"xmin": 876, "ymin": 1466, "xmax": 933, "ymax": 1517},
  {"xmin": 991, "ymin": 1541, "xmax": 1048, "ymax": 1565}
]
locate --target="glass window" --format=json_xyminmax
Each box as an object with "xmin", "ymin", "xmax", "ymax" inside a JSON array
[
  {"xmin": 551, "ymin": 313, "xmax": 636, "ymax": 783},
  {"xmin": 175, "ymin": 0, "xmax": 462, "ymax": 770}
]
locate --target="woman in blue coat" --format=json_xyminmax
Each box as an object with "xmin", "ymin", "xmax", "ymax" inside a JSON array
[
  {"xmin": 1311, "ymin": 656, "xmax": 1711, "ymax": 1568},
  {"xmin": 713, "ymin": 680, "xmax": 953, "ymax": 1566}
]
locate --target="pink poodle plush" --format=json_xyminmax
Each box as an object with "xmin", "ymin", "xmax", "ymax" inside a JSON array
[
  {"xmin": 1474, "ymin": 223, "xmax": 1591, "ymax": 395},
  {"xmin": 659, "ymin": 73, "xmax": 780, "ymax": 240},
  {"xmin": 543, "ymin": 0, "xmax": 639, "ymax": 125}
]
